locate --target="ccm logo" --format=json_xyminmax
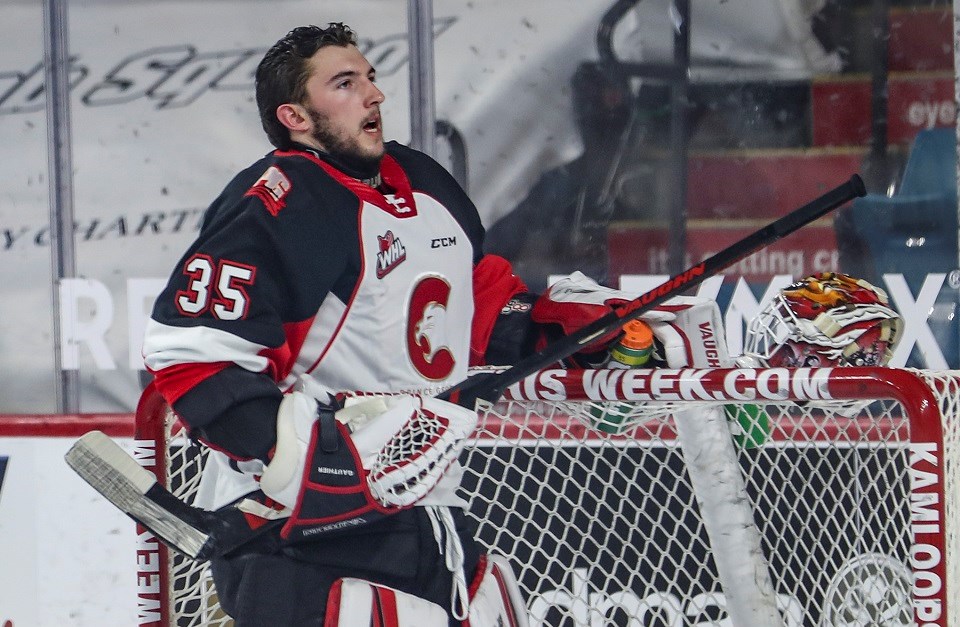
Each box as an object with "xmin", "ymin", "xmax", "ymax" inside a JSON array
[{"xmin": 431, "ymin": 236, "xmax": 457, "ymax": 248}]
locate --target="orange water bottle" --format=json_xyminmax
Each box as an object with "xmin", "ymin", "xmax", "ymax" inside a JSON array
[
  {"xmin": 607, "ymin": 319, "xmax": 654, "ymax": 369},
  {"xmin": 592, "ymin": 319, "xmax": 654, "ymax": 433}
]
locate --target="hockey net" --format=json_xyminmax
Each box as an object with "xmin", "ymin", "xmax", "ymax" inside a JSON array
[{"xmin": 134, "ymin": 367, "xmax": 959, "ymax": 626}]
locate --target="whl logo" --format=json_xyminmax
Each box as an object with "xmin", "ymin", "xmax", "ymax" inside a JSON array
[{"xmin": 376, "ymin": 230, "xmax": 406, "ymax": 278}]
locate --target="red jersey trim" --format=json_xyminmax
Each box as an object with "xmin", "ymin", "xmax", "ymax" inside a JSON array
[
  {"xmin": 275, "ymin": 149, "xmax": 418, "ymax": 218},
  {"xmin": 149, "ymin": 361, "xmax": 233, "ymax": 406}
]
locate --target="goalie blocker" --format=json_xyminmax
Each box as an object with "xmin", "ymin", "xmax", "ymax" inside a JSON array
[{"xmin": 254, "ymin": 391, "xmax": 478, "ymax": 542}]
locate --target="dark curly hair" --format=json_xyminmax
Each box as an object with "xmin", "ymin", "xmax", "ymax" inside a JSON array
[{"xmin": 256, "ymin": 23, "xmax": 358, "ymax": 149}]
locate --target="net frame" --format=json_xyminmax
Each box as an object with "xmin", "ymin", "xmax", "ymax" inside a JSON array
[{"xmin": 133, "ymin": 366, "xmax": 958, "ymax": 626}]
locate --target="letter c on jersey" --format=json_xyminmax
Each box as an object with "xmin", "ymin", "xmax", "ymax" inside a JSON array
[{"xmin": 407, "ymin": 276, "xmax": 456, "ymax": 380}]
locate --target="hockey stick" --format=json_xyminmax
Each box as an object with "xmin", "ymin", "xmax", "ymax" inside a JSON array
[
  {"xmin": 65, "ymin": 430, "xmax": 272, "ymax": 561},
  {"xmin": 65, "ymin": 173, "xmax": 866, "ymax": 561},
  {"xmin": 442, "ymin": 173, "xmax": 867, "ymax": 409}
]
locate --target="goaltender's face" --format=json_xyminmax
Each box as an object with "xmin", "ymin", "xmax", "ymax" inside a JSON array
[{"xmin": 282, "ymin": 44, "xmax": 386, "ymax": 168}]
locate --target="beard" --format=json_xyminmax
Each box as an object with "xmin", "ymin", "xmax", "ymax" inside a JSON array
[{"xmin": 307, "ymin": 106, "xmax": 383, "ymax": 177}]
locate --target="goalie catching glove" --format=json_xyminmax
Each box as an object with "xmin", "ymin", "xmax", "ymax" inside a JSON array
[
  {"xmin": 532, "ymin": 271, "xmax": 730, "ymax": 368},
  {"xmin": 255, "ymin": 391, "xmax": 478, "ymax": 542}
]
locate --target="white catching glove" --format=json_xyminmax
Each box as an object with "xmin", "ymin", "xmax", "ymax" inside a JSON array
[
  {"xmin": 336, "ymin": 394, "xmax": 479, "ymax": 507},
  {"xmin": 532, "ymin": 271, "xmax": 676, "ymax": 329},
  {"xmin": 530, "ymin": 271, "xmax": 676, "ymax": 365},
  {"xmin": 530, "ymin": 271, "xmax": 733, "ymax": 369}
]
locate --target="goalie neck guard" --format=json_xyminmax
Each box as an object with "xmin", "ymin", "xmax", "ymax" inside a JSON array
[{"xmin": 744, "ymin": 272, "xmax": 903, "ymax": 368}]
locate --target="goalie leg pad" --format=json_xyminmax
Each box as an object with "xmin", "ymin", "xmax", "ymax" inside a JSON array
[
  {"xmin": 647, "ymin": 296, "xmax": 732, "ymax": 368},
  {"xmin": 324, "ymin": 578, "xmax": 448, "ymax": 627},
  {"xmin": 466, "ymin": 554, "xmax": 529, "ymax": 627}
]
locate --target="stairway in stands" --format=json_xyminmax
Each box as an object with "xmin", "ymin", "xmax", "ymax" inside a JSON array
[{"xmin": 607, "ymin": 0, "xmax": 953, "ymax": 286}]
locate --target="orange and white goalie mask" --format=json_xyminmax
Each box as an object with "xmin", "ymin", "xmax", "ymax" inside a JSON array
[{"xmin": 744, "ymin": 272, "xmax": 903, "ymax": 368}]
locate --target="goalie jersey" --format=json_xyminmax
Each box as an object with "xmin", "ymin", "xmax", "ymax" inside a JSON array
[{"xmin": 143, "ymin": 141, "xmax": 502, "ymax": 509}]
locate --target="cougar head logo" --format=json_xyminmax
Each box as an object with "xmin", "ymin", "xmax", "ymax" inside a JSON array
[{"xmin": 415, "ymin": 302, "xmax": 451, "ymax": 364}]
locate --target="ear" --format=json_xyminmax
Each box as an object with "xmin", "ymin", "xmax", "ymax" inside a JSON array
[{"xmin": 276, "ymin": 103, "xmax": 311, "ymax": 134}]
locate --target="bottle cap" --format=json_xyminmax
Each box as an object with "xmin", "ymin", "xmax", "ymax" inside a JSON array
[{"xmin": 620, "ymin": 319, "xmax": 653, "ymax": 350}]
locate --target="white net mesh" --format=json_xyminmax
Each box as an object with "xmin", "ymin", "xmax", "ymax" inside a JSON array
[
  {"xmin": 163, "ymin": 427, "xmax": 231, "ymax": 626},
  {"xmin": 140, "ymin": 368, "xmax": 960, "ymax": 626}
]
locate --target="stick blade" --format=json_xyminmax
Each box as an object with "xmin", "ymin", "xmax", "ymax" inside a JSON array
[{"xmin": 65, "ymin": 430, "xmax": 211, "ymax": 559}]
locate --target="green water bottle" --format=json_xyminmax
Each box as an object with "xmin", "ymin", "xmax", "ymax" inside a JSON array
[
  {"xmin": 724, "ymin": 403, "xmax": 770, "ymax": 448},
  {"xmin": 592, "ymin": 319, "xmax": 654, "ymax": 434}
]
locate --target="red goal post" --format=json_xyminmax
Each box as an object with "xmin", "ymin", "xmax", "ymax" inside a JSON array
[{"xmin": 134, "ymin": 366, "xmax": 959, "ymax": 626}]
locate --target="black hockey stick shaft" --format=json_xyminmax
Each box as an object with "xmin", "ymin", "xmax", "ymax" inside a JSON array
[{"xmin": 442, "ymin": 173, "xmax": 866, "ymax": 410}]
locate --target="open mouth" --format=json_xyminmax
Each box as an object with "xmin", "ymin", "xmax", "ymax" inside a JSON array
[{"xmin": 363, "ymin": 116, "xmax": 380, "ymax": 133}]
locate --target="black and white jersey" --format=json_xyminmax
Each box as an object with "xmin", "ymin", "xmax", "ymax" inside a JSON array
[{"xmin": 143, "ymin": 142, "xmax": 488, "ymax": 507}]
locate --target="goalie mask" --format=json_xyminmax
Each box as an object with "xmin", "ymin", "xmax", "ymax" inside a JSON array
[{"xmin": 744, "ymin": 273, "xmax": 903, "ymax": 368}]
